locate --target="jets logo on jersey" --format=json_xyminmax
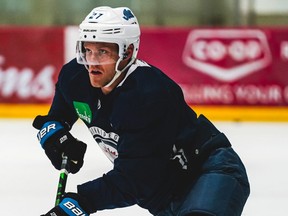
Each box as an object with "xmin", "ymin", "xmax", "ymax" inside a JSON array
[{"xmin": 89, "ymin": 126, "xmax": 119, "ymax": 162}]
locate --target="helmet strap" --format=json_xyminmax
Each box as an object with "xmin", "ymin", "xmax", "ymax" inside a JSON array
[{"xmin": 103, "ymin": 57, "xmax": 135, "ymax": 88}]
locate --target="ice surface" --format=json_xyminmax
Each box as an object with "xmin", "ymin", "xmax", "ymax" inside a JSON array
[{"xmin": 1, "ymin": 118, "xmax": 287, "ymax": 215}]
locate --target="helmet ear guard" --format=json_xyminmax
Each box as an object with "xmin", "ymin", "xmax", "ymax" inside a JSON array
[{"xmin": 123, "ymin": 53, "xmax": 128, "ymax": 59}]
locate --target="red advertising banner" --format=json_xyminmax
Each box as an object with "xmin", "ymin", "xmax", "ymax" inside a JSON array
[
  {"xmin": 139, "ymin": 27, "xmax": 288, "ymax": 105},
  {"xmin": 1, "ymin": 26, "xmax": 288, "ymax": 106},
  {"xmin": 0, "ymin": 27, "xmax": 64, "ymax": 103}
]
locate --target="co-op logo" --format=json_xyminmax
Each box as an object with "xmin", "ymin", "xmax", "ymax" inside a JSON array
[{"xmin": 182, "ymin": 29, "xmax": 272, "ymax": 82}]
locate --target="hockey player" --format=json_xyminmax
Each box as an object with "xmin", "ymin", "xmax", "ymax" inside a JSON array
[{"xmin": 33, "ymin": 6, "xmax": 250, "ymax": 216}]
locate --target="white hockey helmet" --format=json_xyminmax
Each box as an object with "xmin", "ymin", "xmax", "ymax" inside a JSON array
[{"xmin": 76, "ymin": 6, "xmax": 140, "ymax": 67}]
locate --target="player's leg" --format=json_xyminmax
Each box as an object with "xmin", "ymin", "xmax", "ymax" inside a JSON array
[{"xmin": 178, "ymin": 147, "xmax": 250, "ymax": 216}]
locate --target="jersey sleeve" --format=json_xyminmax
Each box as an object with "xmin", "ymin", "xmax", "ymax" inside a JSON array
[
  {"xmin": 48, "ymin": 81, "xmax": 78, "ymax": 127},
  {"xmin": 77, "ymin": 168, "xmax": 138, "ymax": 211},
  {"xmin": 48, "ymin": 59, "xmax": 85, "ymax": 127}
]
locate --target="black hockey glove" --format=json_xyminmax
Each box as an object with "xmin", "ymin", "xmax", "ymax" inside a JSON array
[
  {"xmin": 41, "ymin": 192, "xmax": 91, "ymax": 216},
  {"xmin": 33, "ymin": 115, "xmax": 87, "ymax": 174}
]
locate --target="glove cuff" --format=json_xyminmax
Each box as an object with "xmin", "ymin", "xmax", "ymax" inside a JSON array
[
  {"xmin": 37, "ymin": 121, "xmax": 64, "ymax": 147},
  {"xmin": 59, "ymin": 197, "xmax": 89, "ymax": 216},
  {"xmin": 64, "ymin": 192, "xmax": 93, "ymax": 214},
  {"xmin": 33, "ymin": 115, "xmax": 71, "ymax": 130}
]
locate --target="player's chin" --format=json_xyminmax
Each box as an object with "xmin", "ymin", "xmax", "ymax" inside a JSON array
[{"xmin": 89, "ymin": 77, "xmax": 103, "ymax": 88}]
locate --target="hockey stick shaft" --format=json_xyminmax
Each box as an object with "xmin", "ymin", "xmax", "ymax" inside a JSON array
[{"xmin": 55, "ymin": 155, "xmax": 69, "ymax": 206}]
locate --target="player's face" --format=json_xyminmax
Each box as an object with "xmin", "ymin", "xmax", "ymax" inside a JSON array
[{"xmin": 84, "ymin": 42, "xmax": 119, "ymax": 88}]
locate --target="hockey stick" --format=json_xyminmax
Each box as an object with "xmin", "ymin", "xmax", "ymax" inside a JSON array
[{"xmin": 55, "ymin": 155, "xmax": 70, "ymax": 206}]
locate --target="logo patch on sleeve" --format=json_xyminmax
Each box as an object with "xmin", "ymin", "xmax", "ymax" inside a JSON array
[{"xmin": 73, "ymin": 101, "xmax": 92, "ymax": 123}]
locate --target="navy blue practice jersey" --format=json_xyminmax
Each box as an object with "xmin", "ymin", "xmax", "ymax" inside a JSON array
[{"xmin": 47, "ymin": 59, "xmax": 221, "ymax": 214}]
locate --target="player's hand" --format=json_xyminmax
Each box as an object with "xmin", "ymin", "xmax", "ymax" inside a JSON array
[
  {"xmin": 33, "ymin": 115, "xmax": 87, "ymax": 174},
  {"xmin": 41, "ymin": 193, "xmax": 91, "ymax": 216}
]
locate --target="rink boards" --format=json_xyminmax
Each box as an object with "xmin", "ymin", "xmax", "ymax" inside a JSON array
[{"xmin": 0, "ymin": 103, "xmax": 287, "ymax": 122}]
